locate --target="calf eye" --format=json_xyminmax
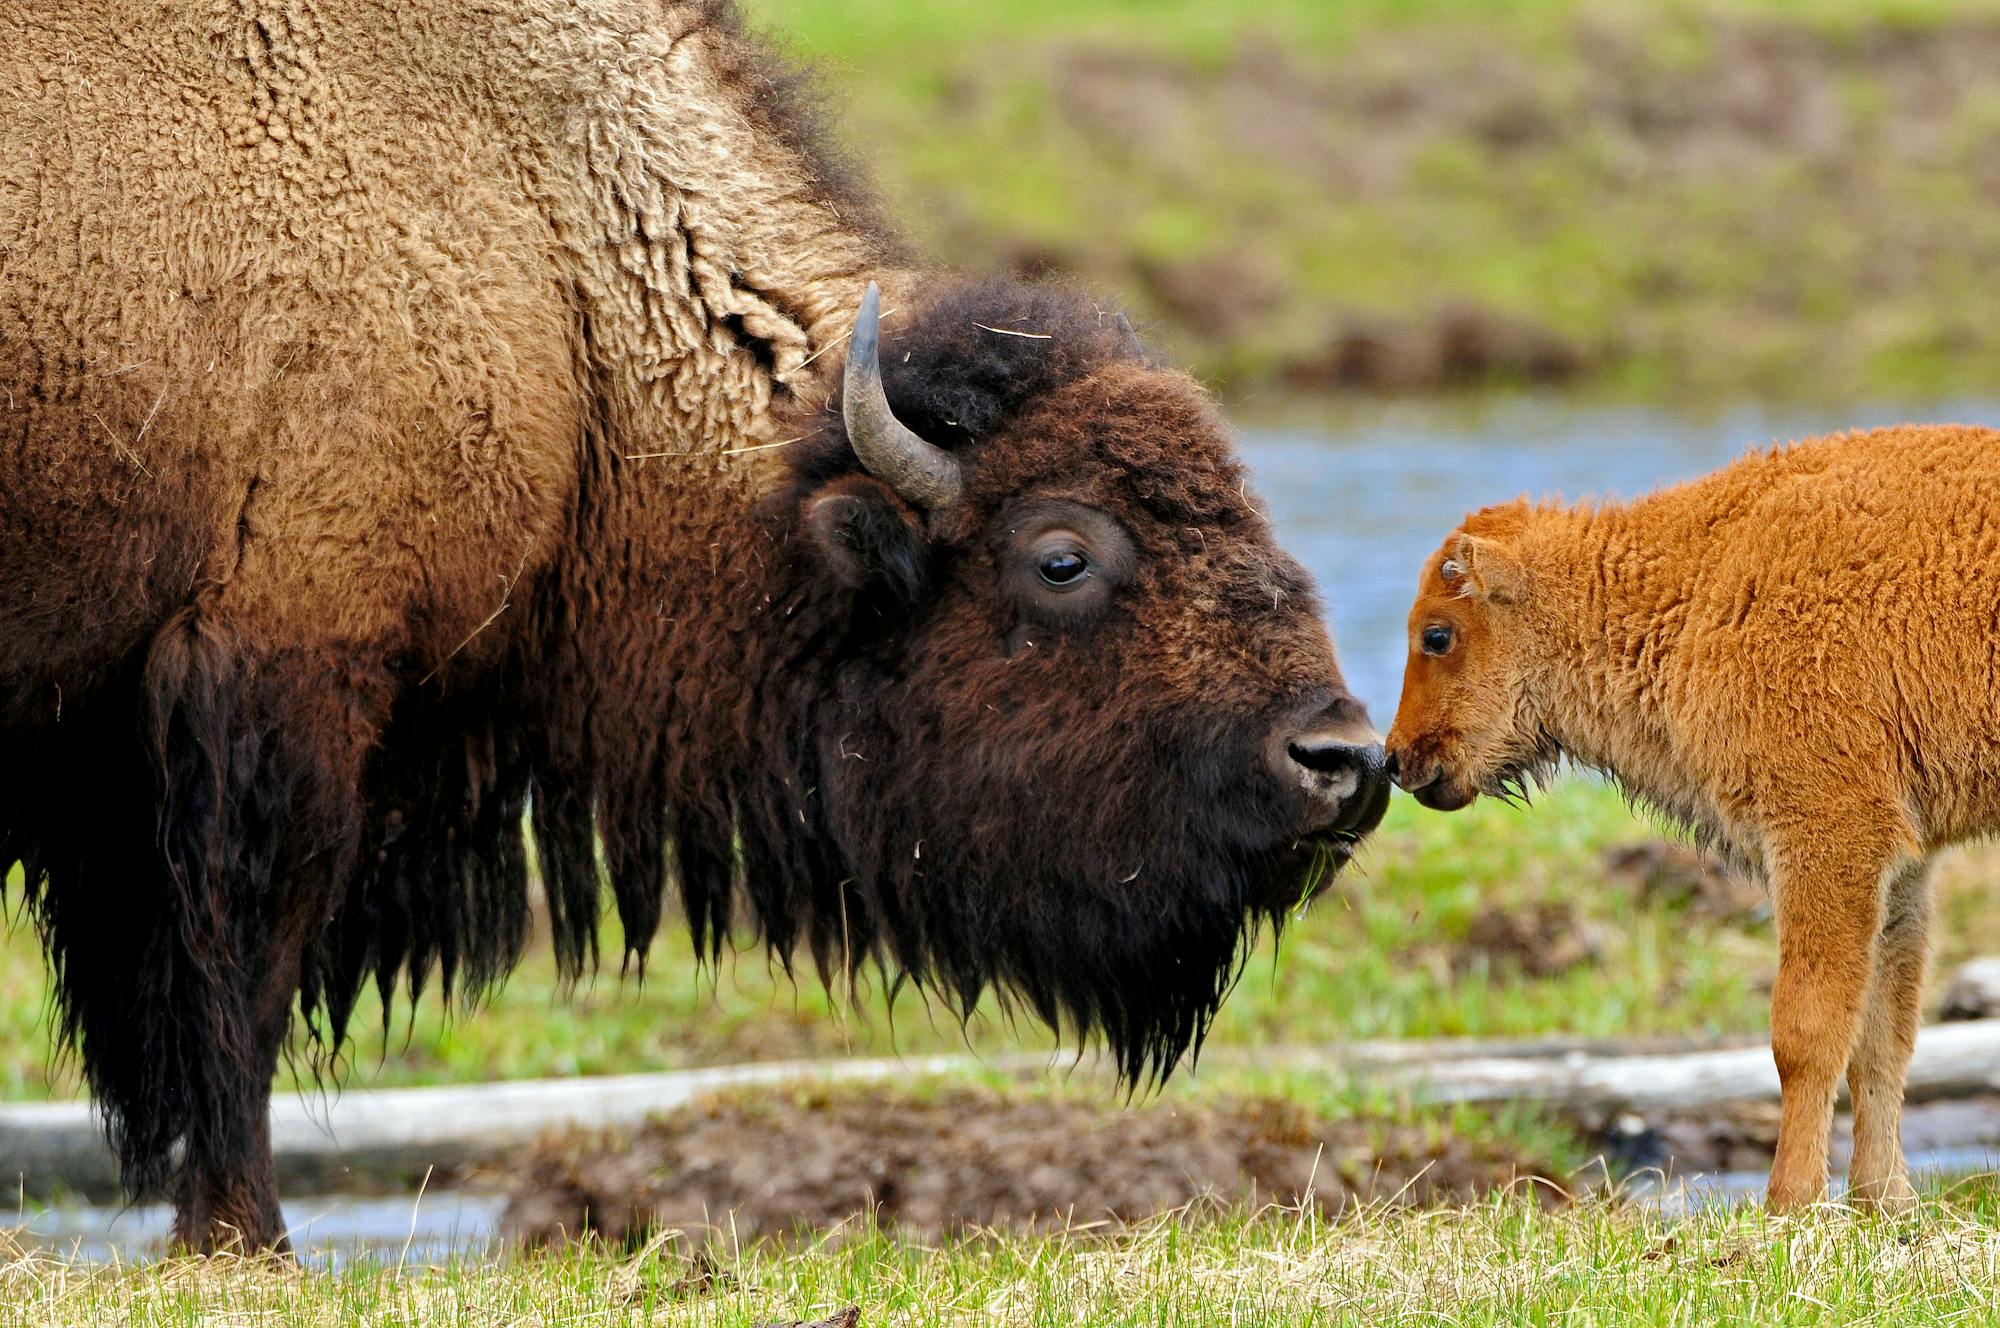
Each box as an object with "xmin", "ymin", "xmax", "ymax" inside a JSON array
[
  {"xmin": 1038, "ymin": 550, "xmax": 1090, "ymax": 588},
  {"xmin": 1421, "ymin": 624, "xmax": 1455, "ymax": 655}
]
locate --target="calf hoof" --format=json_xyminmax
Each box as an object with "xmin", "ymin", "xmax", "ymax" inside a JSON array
[
  {"xmin": 1849, "ymin": 1172, "xmax": 1918, "ymax": 1218},
  {"xmin": 1764, "ymin": 1174, "xmax": 1828, "ymax": 1214}
]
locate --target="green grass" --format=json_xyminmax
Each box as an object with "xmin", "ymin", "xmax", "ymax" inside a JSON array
[
  {"xmin": 0, "ymin": 780, "xmax": 1778, "ymax": 1102},
  {"xmin": 13, "ymin": 1185, "xmax": 2000, "ymax": 1326},
  {"xmin": 755, "ymin": 0, "xmax": 1981, "ymax": 66},
  {"xmin": 738, "ymin": 0, "xmax": 2000, "ymax": 405}
]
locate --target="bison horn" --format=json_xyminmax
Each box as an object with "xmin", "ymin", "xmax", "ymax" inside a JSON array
[{"xmin": 843, "ymin": 282, "xmax": 963, "ymax": 509}]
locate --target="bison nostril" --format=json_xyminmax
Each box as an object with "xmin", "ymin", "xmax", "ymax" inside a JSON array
[
  {"xmin": 1287, "ymin": 736, "xmax": 1380, "ymax": 777},
  {"xmin": 1383, "ymin": 749, "xmax": 1400, "ymax": 784}
]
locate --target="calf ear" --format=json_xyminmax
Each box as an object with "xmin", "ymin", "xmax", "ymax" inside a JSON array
[
  {"xmin": 1453, "ymin": 534, "xmax": 1527, "ymax": 604},
  {"xmin": 803, "ymin": 475, "xmax": 930, "ymax": 610}
]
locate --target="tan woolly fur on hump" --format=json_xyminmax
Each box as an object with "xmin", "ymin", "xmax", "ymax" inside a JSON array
[{"xmin": 0, "ymin": 0, "xmax": 921, "ymax": 732}]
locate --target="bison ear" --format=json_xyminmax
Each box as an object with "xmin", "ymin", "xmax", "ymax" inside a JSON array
[
  {"xmin": 1454, "ymin": 534, "xmax": 1527, "ymax": 604},
  {"xmin": 803, "ymin": 476, "xmax": 930, "ymax": 610}
]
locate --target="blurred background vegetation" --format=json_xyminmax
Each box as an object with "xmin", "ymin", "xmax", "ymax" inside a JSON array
[{"xmin": 752, "ymin": 0, "xmax": 2000, "ymax": 406}]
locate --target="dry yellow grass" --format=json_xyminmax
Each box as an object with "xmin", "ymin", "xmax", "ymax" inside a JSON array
[{"xmin": 10, "ymin": 1188, "xmax": 2000, "ymax": 1326}]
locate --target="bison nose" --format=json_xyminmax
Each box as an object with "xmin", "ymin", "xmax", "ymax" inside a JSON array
[
  {"xmin": 1286, "ymin": 732, "xmax": 1382, "ymax": 789},
  {"xmin": 1280, "ymin": 727, "xmax": 1389, "ymax": 833}
]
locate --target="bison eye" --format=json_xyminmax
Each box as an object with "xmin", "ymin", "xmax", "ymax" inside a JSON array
[
  {"xmin": 1421, "ymin": 624, "xmax": 1455, "ymax": 655},
  {"xmin": 998, "ymin": 501, "xmax": 1132, "ymax": 631},
  {"xmin": 1038, "ymin": 550, "xmax": 1090, "ymax": 588}
]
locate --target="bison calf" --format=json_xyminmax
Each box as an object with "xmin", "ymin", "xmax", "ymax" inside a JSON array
[{"xmin": 1385, "ymin": 423, "xmax": 2000, "ymax": 1214}]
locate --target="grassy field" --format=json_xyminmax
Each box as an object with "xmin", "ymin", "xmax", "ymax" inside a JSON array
[
  {"xmin": 14, "ymin": 775, "xmax": 2000, "ymax": 1313},
  {"xmin": 11, "ymin": 1187, "xmax": 2000, "ymax": 1327},
  {"xmin": 8, "ymin": 771, "xmax": 1999, "ymax": 1099},
  {"xmin": 740, "ymin": 0, "xmax": 2000, "ymax": 405}
]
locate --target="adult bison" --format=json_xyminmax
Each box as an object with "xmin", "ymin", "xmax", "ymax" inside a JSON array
[{"xmin": 0, "ymin": 0, "xmax": 1387, "ymax": 1251}]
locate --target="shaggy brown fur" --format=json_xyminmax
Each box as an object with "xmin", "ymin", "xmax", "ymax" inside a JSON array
[
  {"xmin": 1384, "ymin": 424, "xmax": 2000, "ymax": 1214},
  {"xmin": 0, "ymin": 1, "xmax": 1387, "ymax": 1251}
]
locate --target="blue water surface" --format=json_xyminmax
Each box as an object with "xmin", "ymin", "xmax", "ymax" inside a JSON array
[{"xmin": 1241, "ymin": 398, "xmax": 2000, "ymax": 715}]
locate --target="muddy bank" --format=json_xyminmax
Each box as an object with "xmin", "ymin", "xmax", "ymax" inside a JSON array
[
  {"xmin": 500, "ymin": 1083, "xmax": 2000, "ymax": 1251},
  {"xmin": 502, "ymin": 1090, "xmax": 1562, "ymax": 1247}
]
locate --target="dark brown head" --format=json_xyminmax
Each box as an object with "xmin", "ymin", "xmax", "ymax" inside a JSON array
[
  {"xmin": 1384, "ymin": 502, "xmax": 1549, "ymax": 812},
  {"xmin": 739, "ymin": 278, "xmax": 1387, "ymax": 1081}
]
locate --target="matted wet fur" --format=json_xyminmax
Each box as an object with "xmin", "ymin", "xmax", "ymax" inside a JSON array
[
  {"xmin": 1385, "ymin": 423, "xmax": 2000, "ymax": 1217},
  {"xmin": 0, "ymin": 1, "xmax": 1382, "ymax": 1250}
]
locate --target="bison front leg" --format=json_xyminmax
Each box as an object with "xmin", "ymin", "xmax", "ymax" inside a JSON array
[
  {"xmin": 1843, "ymin": 859, "xmax": 1931, "ymax": 1216},
  {"xmin": 1764, "ymin": 830, "xmax": 1913, "ymax": 1214},
  {"xmin": 139, "ymin": 616, "xmax": 386, "ymax": 1252},
  {"xmin": 171, "ymin": 1031, "xmax": 286, "ymax": 1254},
  {"xmin": 169, "ymin": 929, "xmax": 318, "ymax": 1254}
]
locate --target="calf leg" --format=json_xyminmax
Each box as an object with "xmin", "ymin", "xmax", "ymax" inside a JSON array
[
  {"xmin": 1844, "ymin": 859, "xmax": 1931, "ymax": 1215},
  {"xmin": 1765, "ymin": 832, "xmax": 1912, "ymax": 1213}
]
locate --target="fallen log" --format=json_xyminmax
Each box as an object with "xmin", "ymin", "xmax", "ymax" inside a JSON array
[
  {"xmin": 0, "ymin": 1052, "xmax": 1001, "ymax": 1200},
  {"xmin": 1300, "ymin": 1019, "xmax": 2000, "ymax": 1113},
  {"xmin": 9, "ymin": 1022, "xmax": 2000, "ymax": 1200}
]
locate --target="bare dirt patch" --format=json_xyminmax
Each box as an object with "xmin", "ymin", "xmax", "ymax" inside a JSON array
[
  {"xmin": 1604, "ymin": 841, "xmax": 1769, "ymax": 926},
  {"xmin": 501, "ymin": 1090, "xmax": 1563, "ymax": 1247},
  {"xmin": 1453, "ymin": 901, "xmax": 1609, "ymax": 979},
  {"xmin": 764, "ymin": 1312, "xmax": 860, "ymax": 1328},
  {"xmin": 1278, "ymin": 305, "xmax": 1591, "ymax": 395}
]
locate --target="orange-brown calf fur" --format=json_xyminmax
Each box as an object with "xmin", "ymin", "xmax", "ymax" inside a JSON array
[{"xmin": 1387, "ymin": 424, "xmax": 2000, "ymax": 1214}]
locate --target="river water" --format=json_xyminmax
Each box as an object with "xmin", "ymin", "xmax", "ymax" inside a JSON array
[
  {"xmin": 17, "ymin": 397, "xmax": 2000, "ymax": 1262},
  {"xmin": 13, "ymin": 1192, "xmax": 510, "ymax": 1266},
  {"xmin": 19, "ymin": 1143, "xmax": 2000, "ymax": 1262},
  {"xmin": 1242, "ymin": 396, "xmax": 2000, "ymax": 716}
]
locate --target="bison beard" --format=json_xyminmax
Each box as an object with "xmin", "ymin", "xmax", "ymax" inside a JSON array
[{"xmin": 801, "ymin": 708, "xmax": 1313, "ymax": 1085}]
